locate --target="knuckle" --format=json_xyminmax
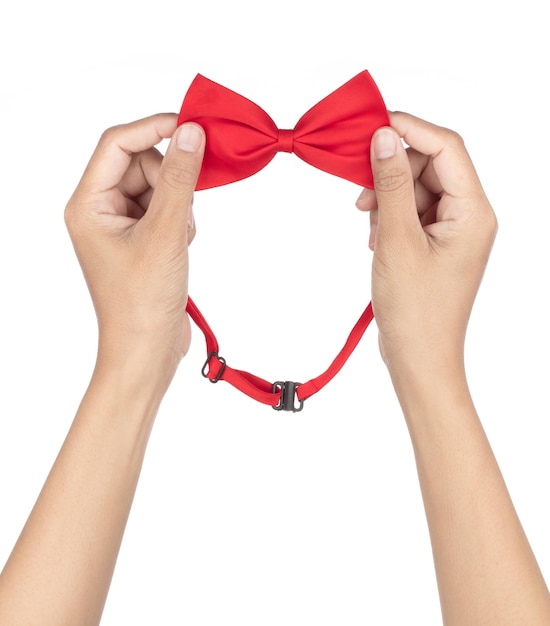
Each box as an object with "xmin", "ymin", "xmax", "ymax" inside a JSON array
[
  {"xmin": 449, "ymin": 129, "xmax": 464, "ymax": 144},
  {"xmin": 98, "ymin": 124, "xmax": 124, "ymax": 146},
  {"xmin": 63, "ymin": 195, "xmax": 94, "ymax": 237},
  {"xmin": 448, "ymin": 129, "xmax": 465, "ymax": 149},
  {"xmin": 464, "ymin": 195, "xmax": 498, "ymax": 244},
  {"xmin": 159, "ymin": 160, "xmax": 197, "ymax": 192},
  {"xmin": 63, "ymin": 198, "xmax": 79, "ymax": 233},
  {"xmin": 441, "ymin": 127, "xmax": 465, "ymax": 151},
  {"xmin": 485, "ymin": 207, "xmax": 498, "ymax": 240},
  {"xmin": 374, "ymin": 166, "xmax": 410, "ymax": 194}
]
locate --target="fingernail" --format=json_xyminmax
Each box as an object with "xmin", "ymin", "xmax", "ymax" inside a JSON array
[
  {"xmin": 176, "ymin": 124, "xmax": 202, "ymax": 153},
  {"xmin": 187, "ymin": 205, "xmax": 195, "ymax": 231},
  {"xmin": 369, "ymin": 224, "xmax": 377, "ymax": 250},
  {"xmin": 357, "ymin": 188, "xmax": 368, "ymax": 202},
  {"xmin": 373, "ymin": 128, "xmax": 397, "ymax": 160}
]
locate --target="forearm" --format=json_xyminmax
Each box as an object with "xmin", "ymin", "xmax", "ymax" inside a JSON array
[
  {"xmin": 0, "ymin": 346, "xmax": 170, "ymax": 626},
  {"xmin": 390, "ymin": 357, "xmax": 550, "ymax": 625}
]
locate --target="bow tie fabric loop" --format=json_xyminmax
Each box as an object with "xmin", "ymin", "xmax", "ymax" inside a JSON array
[
  {"xmin": 178, "ymin": 70, "xmax": 390, "ymax": 190},
  {"xmin": 277, "ymin": 129, "xmax": 294, "ymax": 153}
]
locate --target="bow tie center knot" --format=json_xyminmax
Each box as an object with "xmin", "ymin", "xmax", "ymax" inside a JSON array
[{"xmin": 277, "ymin": 129, "xmax": 294, "ymax": 153}]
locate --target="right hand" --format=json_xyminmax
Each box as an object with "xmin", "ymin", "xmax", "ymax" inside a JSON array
[{"xmin": 356, "ymin": 112, "xmax": 497, "ymax": 375}]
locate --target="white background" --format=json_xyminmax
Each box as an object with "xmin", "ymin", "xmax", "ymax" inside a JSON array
[{"xmin": 1, "ymin": 1, "xmax": 549, "ymax": 624}]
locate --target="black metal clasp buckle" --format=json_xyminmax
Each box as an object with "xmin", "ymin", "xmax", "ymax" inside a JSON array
[
  {"xmin": 201, "ymin": 352, "xmax": 226, "ymax": 383},
  {"xmin": 272, "ymin": 381, "xmax": 304, "ymax": 412}
]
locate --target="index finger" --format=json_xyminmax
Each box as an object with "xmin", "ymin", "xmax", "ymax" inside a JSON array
[
  {"xmin": 389, "ymin": 111, "xmax": 483, "ymax": 199},
  {"xmin": 80, "ymin": 113, "xmax": 178, "ymax": 192}
]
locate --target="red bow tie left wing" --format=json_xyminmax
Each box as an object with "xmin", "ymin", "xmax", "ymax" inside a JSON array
[
  {"xmin": 178, "ymin": 71, "xmax": 389, "ymax": 191},
  {"xmin": 178, "ymin": 74, "xmax": 280, "ymax": 190}
]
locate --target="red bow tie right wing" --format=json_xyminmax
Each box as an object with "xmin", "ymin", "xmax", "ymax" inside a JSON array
[
  {"xmin": 293, "ymin": 71, "xmax": 390, "ymax": 188},
  {"xmin": 178, "ymin": 71, "xmax": 389, "ymax": 191}
]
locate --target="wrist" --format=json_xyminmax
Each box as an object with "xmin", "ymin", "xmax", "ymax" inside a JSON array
[
  {"xmin": 93, "ymin": 340, "xmax": 178, "ymax": 416},
  {"xmin": 385, "ymin": 344, "xmax": 471, "ymax": 426},
  {"xmin": 95, "ymin": 313, "xmax": 191, "ymax": 382}
]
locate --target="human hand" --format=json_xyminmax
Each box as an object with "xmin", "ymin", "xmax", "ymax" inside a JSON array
[
  {"xmin": 64, "ymin": 114, "xmax": 205, "ymax": 382},
  {"xmin": 356, "ymin": 112, "xmax": 497, "ymax": 377}
]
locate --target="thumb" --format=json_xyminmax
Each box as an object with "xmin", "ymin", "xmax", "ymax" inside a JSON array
[
  {"xmin": 371, "ymin": 127, "xmax": 419, "ymax": 242},
  {"xmin": 145, "ymin": 123, "xmax": 205, "ymax": 230}
]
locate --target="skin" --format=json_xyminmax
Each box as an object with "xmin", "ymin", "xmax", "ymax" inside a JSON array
[
  {"xmin": 0, "ymin": 115, "xmax": 204, "ymax": 626},
  {"xmin": 358, "ymin": 113, "xmax": 550, "ymax": 624},
  {"xmin": 0, "ymin": 111, "xmax": 549, "ymax": 625}
]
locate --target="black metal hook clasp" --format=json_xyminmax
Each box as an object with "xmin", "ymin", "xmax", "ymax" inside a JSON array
[
  {"xmin": 272, "ymin": 381, "xmax": 304, "ymax": 412},
  {"xmin": 201, "ymin": 351, "xmax": 226, "ymax": 383}
]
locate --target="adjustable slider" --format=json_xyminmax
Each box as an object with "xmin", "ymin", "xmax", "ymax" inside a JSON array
[
  {"xmin": 201, "ymin": 351, "xmax": 227, "ymax": 383},
  {"xmin": 272, "ymin": 381, "xmax": 304, "ymax": 412}
]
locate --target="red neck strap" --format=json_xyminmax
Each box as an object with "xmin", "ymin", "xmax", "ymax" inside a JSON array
[{"xmin": 186, "ymin": 297, "xmax": 374, "ymax": 412}]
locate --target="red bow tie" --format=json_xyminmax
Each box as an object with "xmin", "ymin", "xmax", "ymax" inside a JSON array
[
  {"xmin": 178, "ymin": 71, "xmax": 389, "ymax": 411},
  {"xmin": 178, "ymin": 70, "xmax": 389, "ymax": 190}
]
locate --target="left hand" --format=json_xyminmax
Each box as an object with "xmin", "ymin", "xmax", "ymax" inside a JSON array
[
  {"xmin": 64, "ymin": 114, "xmax": 205, "ymax": 379},
  {"xmin": 355, "ymin": 112, "xmax": 497, "ymax": 374}
]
